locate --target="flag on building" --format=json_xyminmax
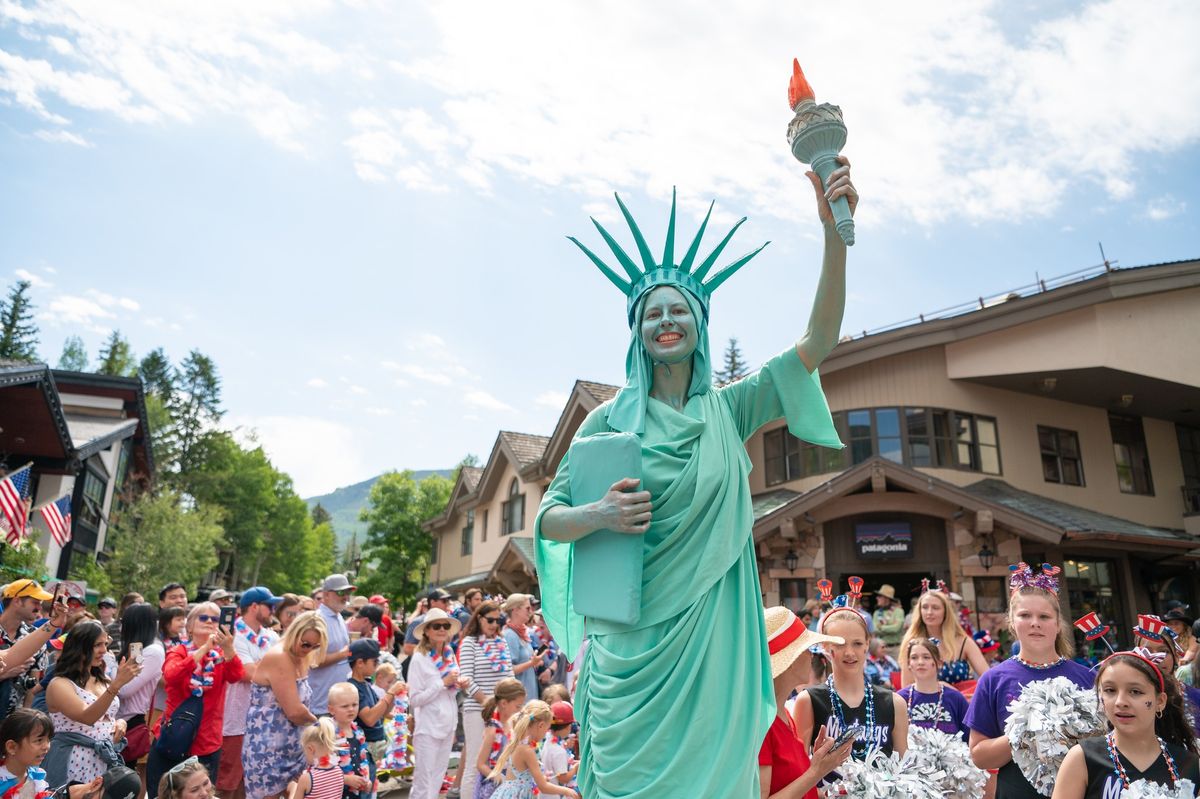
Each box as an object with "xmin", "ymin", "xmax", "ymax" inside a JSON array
[
  {"xmin": 40, "ymin": 494, "xmax": 73, "ymax": 548},
  {"xmin": 0, "ymin": 465, "xmax": 32, "ymax": 545}
]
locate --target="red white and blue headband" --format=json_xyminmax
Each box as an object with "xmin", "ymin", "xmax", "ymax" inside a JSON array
[
  {"xmin": 1102, "ymin": 647, "xmax": 1167, "ymax": 692},
  {"xmin": 1009, "ymin": 562, "xmax": 1061, "ymax": 595}
]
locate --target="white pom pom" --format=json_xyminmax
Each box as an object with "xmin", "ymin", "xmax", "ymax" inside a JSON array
[
  {"xmin": 1004, "ymin": 676, "xmax": 1106, "ymax": 797},
  {"xmin": 1122, "ymin": 777, "xmax": 1197, "ymax": 799},
  {"xmin": 906, "ymin": 727, "xmax": 989, "ymax": 799},
  {"xmin": 827, "ymin": 748, "xmax": 946, "ymax": 799}
]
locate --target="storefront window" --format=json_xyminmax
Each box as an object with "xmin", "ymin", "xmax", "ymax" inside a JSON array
[{"xmin": 1064, "ymin": 558, "xmax": 1126, "ymax": 649}]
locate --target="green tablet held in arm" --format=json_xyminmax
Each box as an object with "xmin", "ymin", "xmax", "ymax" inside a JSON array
[{"xmin": 567, "ymin": 431, "xmax": 643, "ymax": 626}]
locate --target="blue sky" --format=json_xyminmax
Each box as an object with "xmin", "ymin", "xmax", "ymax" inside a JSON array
[{"xmin": 2, "ymin": 0, "xmax": 1197, "ymax": 496}]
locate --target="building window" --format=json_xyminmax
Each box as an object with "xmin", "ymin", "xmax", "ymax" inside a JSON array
[
  {"xmin": 1177, "ymin": 425, "xmax": 1200, "ymax": 513},
  {"xmin": 502, "ymin": 478, "xmax": 525, "ymax": 536},
  {"xmin": 764, "ymin": 427, "xmax": 802, "ymax": 485},
  {"xmin": 847, "ymin": 409, "xmax": 873, "ymax": 464},
  {"xmin": 974, "ymin": 577, "xmax": 1007, "ymax": 614},
  {"xmin": 1064, "ymin": 558, "xmax": 1126, "ymax": 649},
  {"xmin": 1039, "ymin": 426, "xmax": 1084, "ymax": 486},
  {"xmin": 1110, "ymin": 413, "xmax": 1154, "ymax": 495},
  {"xmin": 778, "ymin": 579, "xmax": 808, "ymax": 614},
  {"xmin": 461, "ymin": 509, "xmax": 474, "ymax": 556}
]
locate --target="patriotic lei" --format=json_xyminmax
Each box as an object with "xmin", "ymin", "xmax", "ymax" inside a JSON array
[
  {"xmin": 480, "ymin": 635, "xmax": 511, "ymax": 673},
  {"xmin": 0, "ymin": 767, "xmax": 53, "ymax": 799},
  {"xmin": 380, "ymin": 689, "xmax": 410, "ymax": 770},
  {"xmin": 188, "ymin": 644, "xmax": 224, "ymax": 697},
  {"xmin": 486, "ymin": 712, "xmax": 508, "ymax": 770},
  {"xmin": 336, "ymin": 722, "xmax": 371, "ymax": 794},
  {"xmin": 431, "ymin": 643, "xmax": 458, "ymax": 679},
  {"xmin": 234, "ymin": 617, "xmax": 271, "ymax": 650},
  {"xmin": 546, "ymin": 732, "xmax": 578, "ymax": 790}
]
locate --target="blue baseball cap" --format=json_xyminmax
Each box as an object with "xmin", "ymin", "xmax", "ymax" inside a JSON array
[{"xmin": 240, "ymin": 586, "xmax": 282, "ymax": 608}]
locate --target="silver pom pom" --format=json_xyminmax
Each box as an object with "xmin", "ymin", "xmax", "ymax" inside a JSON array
[
  {"xmin": 906, "ymin": 727, "xmax": 989, "ymax": 799},
  {"xmin": 1004, "ymin": 676, "xmax": 1106, "ymax": 797},
  {"xmin": 1122, "ymin": 778, "xmax": 1198, "ymax": 799},
  {"xmin": 827, "ymin": 748, "xmax": 946, "ymax": 798}
]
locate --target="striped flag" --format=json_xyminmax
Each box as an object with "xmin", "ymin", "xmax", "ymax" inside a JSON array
[
  {"xmin": 0, "ymin": 465, "xmax": 32, "ymax": 545},
  {"xmin": 40, "ymin": 494, "xmax": 73, "ymax": 548}
]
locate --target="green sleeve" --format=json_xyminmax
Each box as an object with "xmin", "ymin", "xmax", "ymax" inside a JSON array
[{"xmin": 716, "ymin": 346, "xmax": 842, "ymax": 447}]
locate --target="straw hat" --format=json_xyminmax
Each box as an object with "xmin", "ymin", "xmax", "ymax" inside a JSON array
[
  {"xmin": 765, "ymin": 606, "xmax": 845, "ymax": 679},
  {"xmin": 876, "ymin": 584, "xmax": 897, "ymax": 601},
  {"xmin": 414, "ymin": 607, "xmax": 462, "ymax": 640}
]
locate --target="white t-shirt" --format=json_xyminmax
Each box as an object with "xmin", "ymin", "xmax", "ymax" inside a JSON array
[
  {"xmin": 541, "ymin": 738, "xmax": 571, "ymax": 784},
  {"xmin": 223, "ymin": 624, "xmax": 279, "ymax": 736}
]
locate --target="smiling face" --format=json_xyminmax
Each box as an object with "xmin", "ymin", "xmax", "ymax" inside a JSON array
[
  {"xmin": 639, "ymin": 286, "xmax": 698, "ymax": 365},
  {"xmin": 823, "ymin": 614, "xmax": 869, "ymax": 676},
  {"xmin": 1099, "ymin": 660, "xmax": 1165, "ymax": 735}
]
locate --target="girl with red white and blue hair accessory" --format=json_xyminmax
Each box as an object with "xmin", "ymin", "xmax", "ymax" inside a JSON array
[
  {"xmin": 1051, "ymin": 647, "xmax": 1200, "ymax": 799},
  {"xmin": 1133, "ymin": 613, "xmax": 1200, "ymax": 742},
  {"xmin": 796, "ymin": 577, "xmax": 909, "ymax": 766}
]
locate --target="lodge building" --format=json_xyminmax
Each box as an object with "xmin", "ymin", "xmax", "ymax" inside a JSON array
[{"xmin": 425, "ymin": 258, "xmax": 1200, "ymax": 651}]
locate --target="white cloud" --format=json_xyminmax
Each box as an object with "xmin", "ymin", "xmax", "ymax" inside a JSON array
[
  {"xmin": 364, "ymin": 406, "xmax": 393, "ymax": 416},
  {"xmin": 464, "ymin": 389, "xmax": 513, "ymax": 412},
  {"xmin": 348, "ymin": 384, "xmax": 368, "ymax": 395},
  {"xmin": 38, "ymin": 294, "xmax": 115, "ymax": 328},
  {"xmin": 1144, "ymin": 195, "xmax": 1186, "ymax": 221},
  {"xmin": 14, "ymin": 268, "xmax": 52, "ymax": 288},
  {"xmin": 306, "ymin": 377, "xmax": 328, "ymax": 389},
  {"xmin": 410, "ymin": 398, "xmax": 427, "ymax": 407},
  {"xmin": 534, "ymin": 390, "xmax": 568, "ymax": 409},
  {"xmin": 227, "ymin": 414, "xmax": 369, "ymax": 496},
  {"xmin": 34, "ymin": 128, "xmax": 92, "ymax": 147},
  {"xmin": 399, "ymin": 364, "xmax": 452, "ymax": 385}
]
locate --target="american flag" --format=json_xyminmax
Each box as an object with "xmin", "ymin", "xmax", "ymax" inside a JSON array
[
  {"xmin": 40, "ymin": 494, "xmax": 73, "ymax": 548},
  {"xmin": 0, "ymin": 465, "xmax": 32, "ymax": 545}
]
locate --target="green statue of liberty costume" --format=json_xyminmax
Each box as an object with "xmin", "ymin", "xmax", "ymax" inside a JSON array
[{"xmin": 535, "ymin": 164, "xmax": 856, "ymax": 798}]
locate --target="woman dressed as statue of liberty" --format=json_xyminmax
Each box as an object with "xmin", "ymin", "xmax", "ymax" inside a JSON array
[{"xmin": 535, "ymin": 157, "xmax": 857, "ymax": 797}]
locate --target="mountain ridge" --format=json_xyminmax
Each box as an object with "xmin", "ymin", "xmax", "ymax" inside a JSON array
[{"xmin": 305, "ymin": 468, "xmax": 454, "ymax": 546}]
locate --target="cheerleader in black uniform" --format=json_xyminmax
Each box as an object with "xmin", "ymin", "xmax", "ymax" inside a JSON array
[{"xmin": 1053, "ymin": 649, "xmax": 1200, "ymax": 798}]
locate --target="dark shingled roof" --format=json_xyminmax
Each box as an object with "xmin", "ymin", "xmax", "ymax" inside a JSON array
[
  {"xmin": 460, "ymin": 466, "xmax": 483, "ymax": 493},
  {"xmin": 753, "ymin": 488, "xmax": 803, "ymax": 521},
  {"xmin": 964, "ymin": 479, "xmax": 1192, "ymax": 544},
  {"xmin": 510, "ymin": 536, "xmax": 537, "ymax": 566},
  {"xmin": 578, "ymin": 381, "xmax": 619, "ymax": 403},
  {"xmin": 499, "ymin": 432, "xmax": 550, "ymax": 467}
]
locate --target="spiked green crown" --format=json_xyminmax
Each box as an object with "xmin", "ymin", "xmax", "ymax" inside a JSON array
[{"xmin": 568, "ymin": 190, "xmax": 770, "ymax": 326}]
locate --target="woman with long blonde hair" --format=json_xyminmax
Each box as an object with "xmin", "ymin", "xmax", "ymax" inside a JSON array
[
  {"xmin": 487, "ymin": 701, "xmax": 579, "ymax": 798},
  {"xmin": 899, "ymin": 584, "xmax": 989, "ymax": 693},
  {"xmin": 242, "ymin": 611, "xmax": 326, "ymax": 799}
]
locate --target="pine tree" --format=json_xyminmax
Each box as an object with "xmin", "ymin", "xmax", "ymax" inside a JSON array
[
  {"xmin": 138, "ymin": 348, "xmax": 174, "ymax": 400},
  {"xmin": 170, "ymin": 350, "xmax": 223, "ymax": 475},
  {"xmin": 0, "ymin": 281, "xmax": 39, "ymax": 362},
  {"xmin": 57, "ymin": 335, "xmax": 88, "ymax": 371},
  {"xmin": 713, "ymin": 336, "xmax": 749, "ymax": 387},
  {"xmin": 311, "ymin": 503, "xmax": 332, "ymax": 527},
  {"xmin": 97, "ymin": 330, "xmax": 136, "ymax": 376}
]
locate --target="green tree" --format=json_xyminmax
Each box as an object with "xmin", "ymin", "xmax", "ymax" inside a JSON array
[
  {"xmin": 358, "ymin": 470, "xmax": 453, "ymax": 607},
  {"xmin": 104, "ymin": 490, "xmax": 225, "ymax": 598},
  {"xmin": 96, "ymin": 330, "xmax": 136, "ymax": 376},
  {"xmin": 713, "ymin": 336, "xmax": 749, "ymax": 387},
  {"xmin": 57, "ymin": 336, "xmax": 88, "ymax": 371},
  {"xmin": 169, "ymin": 350, "xmax": 222, "ymax": 476},
  {"xmin": 0, "ymin": 280, "xmax": 39, "ymax": 362},
  {"xmin": 68, "ymin": 554, "xmax": 115, "ymax": 598},
  {"xmin": 138, "ymin": 348, "xmax": 174, "ymax": 399},
  {"xmin": 0, "ymin": 530, "xmax": 50, "ymax": 583},
  {"xmin": 311, "ymin": 503, "xmax": 332, "ymax": 527}
]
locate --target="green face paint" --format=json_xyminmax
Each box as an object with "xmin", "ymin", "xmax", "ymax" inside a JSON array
[{"xmin": 639, "ymin": 285, "xmax": 697, "ymax": 366}]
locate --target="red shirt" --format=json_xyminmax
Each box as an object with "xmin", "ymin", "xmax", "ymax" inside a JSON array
[
  {"xmin": 758, "ymin": 714, "xmax": 818, "ymax": 799},
  {"xmin": 376, "ymin": 613, "xmax": 394, "ymax": 648},
  {"xmin": 155, "ymin": 644, "xmax": 245, "ymax": 756}
]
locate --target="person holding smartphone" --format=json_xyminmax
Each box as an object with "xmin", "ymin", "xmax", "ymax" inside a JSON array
[{"xmin": 759, "ymin": 606, "xmax": 855, "ymax": 799}]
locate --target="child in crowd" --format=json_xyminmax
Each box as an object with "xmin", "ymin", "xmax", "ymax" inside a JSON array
[
  {"xmin": 290, "ymin": 719, "xmax": 346, "ymax": 799},
  {"xmin": 540, "ymin": 702, "xmax": 578, "ymax": 790},
  {"xmin": 488, "ymin": 701, "xmax": 579, "ymax": 799},
  {"xmin": 373, "ymin": 663, "xmax": 410, "ymax": 773},
  {"xmin": 1134, "ymin": 614, "xmax": 1200, "ymax": 737},
  {"xmin": 158, "ymin": 757, "xmax": 215, "ymax": 799},
  {"xmin": 0, "ymin": 709, "xmax": 102, "ymax": 799},
  {"xmin": 475, "ymin": 680, "xmax": 526, "ymax": 799},
  {"xmin": 1052, "ymin": 650, "xmax": 1200, "ymax": 798},
  {"xmin": 966, "ymin": 563, "xmax": 1095, "ymax": 799},
  {"xmin": 897, "ymin": 638, "xmax": 970, "ymax": 740},
  {"xmin": 541, "ymin": 684, "xmax": 569, "ymax": 706},
  {"xmin": 794, "ymin": 578, "xmax": 909, "ymax": 762},
  {"xmin": 346, "ymin": 639, "xmax": 405, "ymax": 774},
  {"xmin": 327, "ymin": 682, "xmax": 373, "ymax": 799}
]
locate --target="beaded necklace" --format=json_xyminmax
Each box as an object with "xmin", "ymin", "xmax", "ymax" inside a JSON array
[
  {"xmin": 1016, "ymin": 654, "xmax": 1065, "ymax": 670},
  {"xmin": 480, "ymin": 635, "xmax": 512, "ymax": 673},
  {"xmin": 1105, "ymin": 731, "xmax": 1179, "ymax": 789},
  {"xmin": 906, "ymin": 683, "xmax": 945, "ymax": 728},
  {"xmin": 234, "ymin": 617, "xmax": 272, "ymax": 650},
  {"xmin": 186, "ymin": 644, "xmax": 224, "ymax": 697},
  {"xmin": 826, "ymin": 674, "xmax": 874, "ymax": 759}
]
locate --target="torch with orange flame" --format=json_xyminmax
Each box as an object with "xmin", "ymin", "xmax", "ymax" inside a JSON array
[{"xmin": 786, "ymin": 59, "xmax": 854, "ymax": 246}]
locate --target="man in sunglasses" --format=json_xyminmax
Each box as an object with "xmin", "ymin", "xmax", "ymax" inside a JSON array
[
  {"xmin": 307, "ymin": 574, "xmax": 355, "ymax": 715},
  {"xmin": 0, "ymin": 579, "xmax": 70, "ymax": 720}
]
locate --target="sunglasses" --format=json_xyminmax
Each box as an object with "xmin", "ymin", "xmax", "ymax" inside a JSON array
[
  {"xmin": 298, "ymin": 639, "xmax": 322, "ymax": 650},
  {"xmin": 482, "ymin": 616, "xmax": 500, "ymax": 624},
  {"xmin": 166, "ymin": 756, "xmax": 200, "ymax": 792},
  {"xmin": 196, "ymin": 614, "xmax": 219, "ymax": 624},
  {"xmin": 427, "ymin": 622, "xmax": 452, "ymax": 631}
]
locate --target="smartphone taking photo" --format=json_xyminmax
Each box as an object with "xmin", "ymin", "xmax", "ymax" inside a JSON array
[{"xmin": 218, "ymin": 605, "xmax": 237, "ymax": 632}]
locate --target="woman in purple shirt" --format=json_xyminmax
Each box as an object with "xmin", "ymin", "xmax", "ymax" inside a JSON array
[
  {"xmin": 966, "ymin": 564, "xmax": 1095, "ymax": 799},
  {"xmin": 897, "ymin": 638, "xmax": 969, "ymax": 740}
]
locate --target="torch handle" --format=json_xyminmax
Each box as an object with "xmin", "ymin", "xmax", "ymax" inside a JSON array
[{"xmin": 811, "ymin": 152, "xmax": 855, "ymax": 246}]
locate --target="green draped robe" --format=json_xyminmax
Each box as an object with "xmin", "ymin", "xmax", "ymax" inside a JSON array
[{"xmin": 534, "ymin": 346, "xmax": 841, "ymax": 798}]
